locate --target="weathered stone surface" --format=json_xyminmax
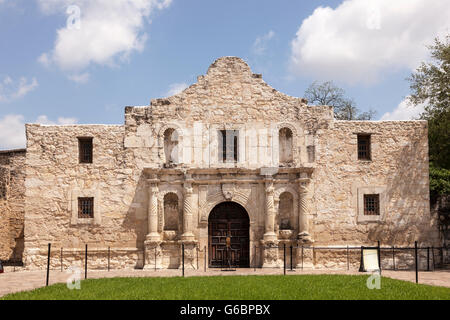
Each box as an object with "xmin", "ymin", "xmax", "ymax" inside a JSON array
[
  {"xmin": 0, "ymin": 149, "xmax": 26, "ymax": 261},
  {"xmin": 15, "ymin": 57, "xmax": 439, "ymax": 270}
]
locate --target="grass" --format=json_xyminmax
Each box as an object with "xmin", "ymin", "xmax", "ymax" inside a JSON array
[{"xmin": 2, "ymin": 275, "xmax": 449, "ymax": 300}]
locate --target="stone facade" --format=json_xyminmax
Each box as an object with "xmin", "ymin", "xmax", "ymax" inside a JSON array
[
  {"xmin": 18, "ymin": 57, "xmax": 440, "ymax": 270},
  {"xmin": 0, "ymin": 149, "xmax": 26, "ymax": 262}
]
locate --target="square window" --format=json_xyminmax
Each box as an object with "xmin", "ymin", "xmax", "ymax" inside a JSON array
[
  {"xmin": 78, "ymin": 137, "xmax": 93, "ymax": 164},
  {"xmin": 364, "ymin": 194, "xmax": 380, "ymax": 215},
  {"xmin": 78, "ymin": 197, "xmax": 94, "ymax": 218},
  {"xmin": 358, "ymin": 134, "xmax": 371, "ymax": 160}
]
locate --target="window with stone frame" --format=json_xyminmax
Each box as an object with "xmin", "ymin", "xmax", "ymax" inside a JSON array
[
  {"xmin": 218, "ymin": 130, "xmax": 239, "ymax": 163},
  {"xmin": 78, "ymin": 197, "xmax": 94, "ymax": 218},
  {"xmin": 364, "ymin": 194, "xmax": 380, "ymax": 216},
  {"xmin": 78, "ymin": 137, "xmax": 93, "ymax": 164},
  {"xmin": 357, "ymin": 134, "xmax": 371, "ymax": 160}
]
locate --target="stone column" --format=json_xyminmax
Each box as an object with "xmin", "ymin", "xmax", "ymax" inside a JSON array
[
  {"xmin": 263, "ymin": 179, "xmax": 277, "ymax": 241},
  {"xmin": 181, "ymin": 175, "xmax": 195, "ymax": 241},
  {"xmin": 144, "ymin": 179, "xmax": 162, "ymax": 269},
  {"xmin": 297, "ymin": 184, "xmax": 313, "ymax": 244},
  {"xmin": 146, "ymin": 183, "xmax": 160, "ymax": 241},
  {"xmin": 262, "ymin": 177, "xmax": 280, "ymax": 267},
  {"xmin": 180, "ymin": 174, "xmax": 197, "ymax": 269}
]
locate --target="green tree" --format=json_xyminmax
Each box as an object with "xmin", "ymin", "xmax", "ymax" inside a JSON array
[
  {"xmin": 407, "ymin": 34, "xmax": 450, "ymax": 170},
  {"xmin": 304, "ymin": 81, "xmax": 376, "ymax": 120}
]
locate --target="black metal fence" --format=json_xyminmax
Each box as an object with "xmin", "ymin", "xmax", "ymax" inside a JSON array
[{"xmin": 2, "ymin": 241, "xmax": 447, "ymax": 286}]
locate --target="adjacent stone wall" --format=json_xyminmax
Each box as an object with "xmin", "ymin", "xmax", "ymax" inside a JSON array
[
  {"xmin": 311, "ymin": 121, "xmax": 439, "ymax": 247},
  {"xmin": 0, "ymin": 149, "xmax": 26, "ymax": 262},
  {"xmin": 23, "ymin": 124, "xmax": 148, "ymax": 269}
]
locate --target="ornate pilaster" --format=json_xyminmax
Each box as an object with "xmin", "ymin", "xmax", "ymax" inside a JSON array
[
  {"xmin": 146, "ymin": 182, "xmax": 160, "ymax": 241},
  {"xmin": 262, "ymin": 176, "xmax": 280, "ymax": 267},
  {"xmin": 144, "ymin": 177, "xmax": 162, "ymax": 269},
  {"xmin": 181, "ymin": 174, "xmax": 195, "ymax": 241},
  {"xmin": 263, "ymin": 178, "xmax": 277, "ymax": 242},
  {"xmin": 298, "ymin": 183, "xmax": 313, "ymax": 244}
]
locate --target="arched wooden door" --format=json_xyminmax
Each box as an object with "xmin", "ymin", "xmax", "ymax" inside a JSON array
[{"xmin": 208, "ymin": 202, "xmax": 250, "ymax": 268}]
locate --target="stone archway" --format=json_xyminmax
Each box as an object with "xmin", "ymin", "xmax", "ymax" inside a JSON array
[{"xmin": 208, "ymin": 202, "xmax": 250, "ymax": 268}]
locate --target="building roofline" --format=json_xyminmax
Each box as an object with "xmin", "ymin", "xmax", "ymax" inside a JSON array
[{"xmin": 0, "ymin": 148, "xmax": 26, "ymax": 154}]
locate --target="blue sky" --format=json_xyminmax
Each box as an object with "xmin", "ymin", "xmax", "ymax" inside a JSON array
[{"xmin": 0, "ymin": 0, "xmax": 449, "ymax": 149}]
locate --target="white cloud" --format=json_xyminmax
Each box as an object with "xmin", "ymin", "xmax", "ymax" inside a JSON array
[
  {"xmin": 252, "ymin": 30, "xmax": 275, "ymax": 55},
  {"xmin": 380, "ymin": 97, "xmax": 425, "ymax": 120},
  {"xmin": 37, "ymin": 0, "xmax": 172, "ymax": 77},
  {"xmin": 67, "ymin": 72, "xmax": 90, "ymax": 84},
  {"xmin": 0, "ymin": 76, "xmax": 38, "ymax": 102},
  {"xmin": 290, "ymin": 0, "xmax": 450, "ymax": 84},
  {"xmin": 0, "ymin": 114, "xmax": 78, "ymax": 149},
  {"xmin": 165, "ymin": 82, "xmax": 188, "ymax": 96}
]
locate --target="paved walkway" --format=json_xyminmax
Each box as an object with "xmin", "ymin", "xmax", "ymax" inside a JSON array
[{"xmin": 1, "ymin": 267, "xmax": 449, "ymax": 298}]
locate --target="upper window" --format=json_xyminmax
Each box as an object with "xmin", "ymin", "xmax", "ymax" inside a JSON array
[
  {"xmin": 279, "ymin": 128, "xmax": 293, "ymax": 164},
  {"xmin": 357, "ymin": 134, "xmax": 371, "ymax": 160},
  {"xmin": 78, "ymin": 137, "xmax": 93, "ymax": 164},
  {"xmin": 78, "ymin": 197, "xmax": 94, "ymax": 218},
  {"xmin": 364, "ymin": 194, "xmax": 379, "ymax": 216},
  {"xmin": 218, "ymin": 130, "xmax": 238, "ymax": 163}
]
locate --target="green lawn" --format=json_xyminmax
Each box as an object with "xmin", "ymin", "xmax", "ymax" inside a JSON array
[{"xmin": 2, "ymin": 275, "xmax": 449, "ymax": 300}]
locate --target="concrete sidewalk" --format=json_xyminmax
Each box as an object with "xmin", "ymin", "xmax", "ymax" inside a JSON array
[{"xmin": 1, "ymin": 268, "xmax": 449, "ymax": 298}]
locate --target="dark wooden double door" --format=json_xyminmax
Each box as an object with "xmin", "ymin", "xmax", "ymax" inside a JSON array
[{"xmin": 208, "ymin": 202, "xmax": 250, "ymax": 268}]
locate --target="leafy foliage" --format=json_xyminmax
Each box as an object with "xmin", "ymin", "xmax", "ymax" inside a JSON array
[
  {"xmin": 408, "ymin": 35, "xmax": 450, "ymax": 169},
  {"xmin": 304, "ymin": 81, "xmax": 376, "ymax": 120},
  {"xmin": 429, "ymin": 164, "xmax": 450, "ymax": 198}
]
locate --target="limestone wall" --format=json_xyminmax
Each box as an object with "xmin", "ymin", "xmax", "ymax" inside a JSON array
[
  {"xmin": 0, "ymin": 149, "xmax": 26, "ymax": 261},
  {"xmin": 312, "ymin": 120, "xmax": 439, "ymax": 246},
  {"xmin": 23, "ymin": 124, "xmax": 148, "ymax": 268},
  {"xmin": 21, "ymin": 57, "xmax": 439, "ymax": 270}
]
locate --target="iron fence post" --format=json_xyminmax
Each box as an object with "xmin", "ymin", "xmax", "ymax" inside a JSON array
[
  {"xmin": 154, "ymin": 247, "xmax": 157, "ymax": 271},
  {"xmin": 197, "ymin": 246, "xmax": 199, "ymax": 270},
  {"xmin": 85, "ymin": 244, "xmax": 88, "ymax": 280},
  {"xmin": 283, "ymin": 244, "xmax": 286, "ymax": 275},
  {"xmin": 290, "ymin": 245, "xmax": 293, "ymax": 271},
  {"xmin": 392, "ymin": 246, "xmax": 395, "ymax": 271},
  {"xmin": 182, "ymin": 243, "xmax": 185, "ymax": 278},
  {"xmin": 254, "ymin": 245, "xmax": 256, "ymax": 271},
  {"xmin": 427, "ymin": 247, "xmax": 430, "ymax": 271},
  {"xmin": 60, "ymin": 247, "xmax": 63, "ymax": 272},
  {"xmin": 377, "ymin": 241, "xmax": 381, "ymax": 274},
  {"xmin": 46, "ymin": 243, "xmax": 51, "ymax": 286},
  {"xmin": 301, "ymin": 246, "xmax": 304, "ymax": 271},
  {"xmin": 347, "ymin": 245, "xmax": 349, "ymax": 271},
  {"xmin": 415, "ymin": 241, "xmax": 418, "ymax": 284},
  {"xmin": 204, "ymin": 245, "xmax": 206, "ymax": 272}
]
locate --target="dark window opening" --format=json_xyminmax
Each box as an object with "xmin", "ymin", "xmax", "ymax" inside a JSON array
[
  {"xmin": 358, "ymin": 134, "xmax": 371, "ymax": 160},
  {"xmin": 364, "ymin": 194, "xmax": 380, "ymax": 216},
  {"xmin": 78, "ymin": 137, "xmax": 93, "ymax": 164},
  {"xmin": 219, "ymin": 130, "xmax": 239, "ymax": 163},
  {"xmin": 78, "ymin": 197, "xmax": 94, "ymax": 218}
]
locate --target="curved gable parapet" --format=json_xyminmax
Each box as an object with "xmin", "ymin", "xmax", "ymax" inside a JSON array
[{"xmin": 146, "ymin": 57, "xmax": 334, "ymax": 123}]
